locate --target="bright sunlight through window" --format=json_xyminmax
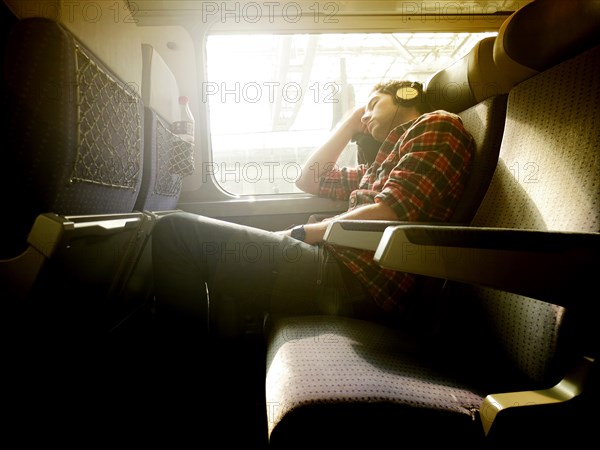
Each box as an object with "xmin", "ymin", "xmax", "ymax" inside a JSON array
[{"xmin": 205, "ymin": 32, "xmax": 496, "ymax": 195}]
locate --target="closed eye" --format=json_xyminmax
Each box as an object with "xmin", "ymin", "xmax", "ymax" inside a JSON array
[{"xmin": 366, "ymin": 97, "xmax": 378, "ymax": 112}]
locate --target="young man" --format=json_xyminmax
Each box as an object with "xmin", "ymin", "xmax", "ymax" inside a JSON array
[{"xmin": 151, "ymin": 80, "xmax": 475, "ymax": 339}]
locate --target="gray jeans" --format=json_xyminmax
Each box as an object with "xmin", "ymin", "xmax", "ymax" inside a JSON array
[{"xmin": 152, "ymin": 212, "xmax": 374, "ymax": 338}]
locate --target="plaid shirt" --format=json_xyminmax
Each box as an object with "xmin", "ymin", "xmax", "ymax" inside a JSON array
[{"xmin": 318, "ymin": 110, "xmax": 475, "ymax": 313}]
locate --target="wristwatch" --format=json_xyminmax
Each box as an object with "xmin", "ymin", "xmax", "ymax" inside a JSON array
[{"xmin": 290, "ymin": 225, "xmax": 306, "ymax": 242}]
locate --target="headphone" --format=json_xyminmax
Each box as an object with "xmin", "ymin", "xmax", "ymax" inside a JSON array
[
  {"xmin": 380, "ymin": 82, "xmax": 423, "ymax": 139},
  {"xmin": 395, "ymin": 82, "xmax": 423, "ymax": 106}
]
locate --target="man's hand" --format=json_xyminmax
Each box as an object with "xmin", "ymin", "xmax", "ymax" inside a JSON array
[
  {"xmin": 276, "ymin": 202, "xmax": 398, "ymax": 245},
  {"xmin": 346, "ymin": 105, "xmax": 368, "ymax": 136},
  {"xmin": 274, "ymin": 221, "xmax": 329, "ymax": 245},
  {"xmin": 295, "ymin": 106, "xmax": 368, "ymax": 195}
]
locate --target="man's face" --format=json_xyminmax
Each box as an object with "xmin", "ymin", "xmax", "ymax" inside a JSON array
[{"xmin": 361, "ymin": 91, "xmax": 411, "ymax": 142}]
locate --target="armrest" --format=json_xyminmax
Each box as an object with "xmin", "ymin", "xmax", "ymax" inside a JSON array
[
  {"xmin": 1, "ymin": 212, "xmax": 149, "ymax": 300},
  {"xmin": 324, "ymin": 220, "xmax": 463, "ymax": 251},
  {"xmin": 324, "ymin": 220, "xmax": 403, "ymax": 251},
  {"xmin": 373, "ymin": 225, "xmax": 599, "ymax": 306},
  {"xmin": 480, "ymin": 355, "xmax": 594, "ymax": 437},
  {"xmin": 27, "ymin": 213, "xmax": 144, "ymax": 258}
]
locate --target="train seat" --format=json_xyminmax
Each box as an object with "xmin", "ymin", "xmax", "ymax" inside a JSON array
[
  {"xmin": 0, "ymin": 0, "xmax": 150, "ymax": 336},
  {"xmin": 1, "ymin": 1, "xmax": 144, "ymax": 258},
  {"xmin": 264, "ymin": 4, "xmax": 600, "ymax": 448},
  {"xmin": 134, "ymin": 43, "xmax": 195, "ymax": 212}
]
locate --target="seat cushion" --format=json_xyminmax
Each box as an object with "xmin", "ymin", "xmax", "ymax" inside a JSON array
[{"xmin": 265, "ymin": 315, "xmax": 487, "ymax": 448}]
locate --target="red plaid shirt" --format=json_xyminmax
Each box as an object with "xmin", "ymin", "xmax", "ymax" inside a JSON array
[{"xmin": 318, "ymin": 110, "xmax": 475, "ymax": 313}]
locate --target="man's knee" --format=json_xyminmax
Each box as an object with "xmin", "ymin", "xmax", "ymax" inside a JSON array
[
  {"xmin": 154, "ymin": 211, "xmax": 193, "ymax": 239},
  {"xmin": 152, "ymin": 212, "xmax": 204, "ymax": 260}
]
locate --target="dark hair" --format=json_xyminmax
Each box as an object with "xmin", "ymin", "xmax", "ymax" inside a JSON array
[{"xmin": 372, "ymin": 80, "xmax": 433, "ymax": 114}]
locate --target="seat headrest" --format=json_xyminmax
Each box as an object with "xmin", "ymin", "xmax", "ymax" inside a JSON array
[
  {"xmin": 4, "ymin": 0, "xmax": 142, "ymax": 93},
  {"xmin": 424, "ymin": 43, "xmax": 474, "ymax": 113},
  {"xmin": 141, "ymin": 44, "xmax": 180, "ymax": 124},
  {"xmin": 425, "ymin": 36, "xmax": 509, "ymax": 113},
  {"xmin": 493, "ymin": 0, "xmax": 600, "ymax": 89}
]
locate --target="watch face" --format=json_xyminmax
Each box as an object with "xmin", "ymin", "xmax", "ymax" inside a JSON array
[{"xmin": 291, "ymin": 225, "xmax": 305, "ymax": 241}]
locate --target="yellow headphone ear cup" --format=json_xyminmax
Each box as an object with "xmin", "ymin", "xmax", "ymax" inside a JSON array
[{"xmin": 396, "ymin": 86, "xmax": 419, "ymax": 102}]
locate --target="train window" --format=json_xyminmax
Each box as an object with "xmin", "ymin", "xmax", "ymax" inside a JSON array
[{"xmin": 205, "ymin": 32, "xmax": 496, "ymax": 195}]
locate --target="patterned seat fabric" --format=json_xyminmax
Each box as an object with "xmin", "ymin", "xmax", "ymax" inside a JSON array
[
  {"xmin": 135, "ymin": 107, "xmax": 195, "ymax": 211},
  {"xmin": 266, "ymin": 315, "xmax": 488, "ymax": 447},
  {"xmin": 451, "ymin": 95, "xmax": 507, "ymax": 224}
]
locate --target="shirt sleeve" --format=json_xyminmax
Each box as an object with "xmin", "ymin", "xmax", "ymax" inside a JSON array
[
  {"xmin": 375, "ymin": 113, "xmax": 474, "ymax": 221},
  {"xmin": 317, "ymin": 164, "xmax": 367, "ymax": 201}
]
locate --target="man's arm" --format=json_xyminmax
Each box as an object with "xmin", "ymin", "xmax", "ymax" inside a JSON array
[
  {"xmin": 277, "ymin": 201, "xmax": 398, "ymax": 245},
  {"xmin": 295, "ymin": 106, "xmax": 367, "ymax": 195}
]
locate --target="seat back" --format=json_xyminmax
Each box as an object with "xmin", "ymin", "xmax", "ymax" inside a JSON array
[
  {"xmin": 135, "ymin": 44, "xmax": 195, "ymax": 212},
  {"xmin": 1, "ymin": 1, "xmax": 144, "ymax": 258},
  {"xmin": 424, "ymin": 0, "xmax": 600, "ymax": 387},
  {"xmin": 461, "ymin": 44, "xmax": 600, "ymax": 386},
  {"xmin": 450, "ymin": 95, "xmax": 507, "ymax": 224},
  {"xmin": 1, "ymin": 1, "xmax": 150, "ymax": 334},
  {"xmin": 421, "ymin": 35, "xmax": 509, "ymax": 225}
]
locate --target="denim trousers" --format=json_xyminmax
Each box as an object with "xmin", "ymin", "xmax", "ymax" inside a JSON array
[{"xmin": 151, "ymin": 211, "xmax": 374, "ymax": 339}]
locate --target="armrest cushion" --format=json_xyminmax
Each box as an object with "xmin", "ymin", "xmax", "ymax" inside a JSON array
[
  {"xmin": 373, "ymin": 225, "xmax": 599, "ymax": 306},
  {"xmin": 324, "ymin": 220, "xmax": 463, "ymax": 251}
]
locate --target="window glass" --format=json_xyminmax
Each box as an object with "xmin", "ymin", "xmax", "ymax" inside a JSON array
[{"xmin": 205, "ymin": 32, "xmax": 496, "ymax": 195}]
